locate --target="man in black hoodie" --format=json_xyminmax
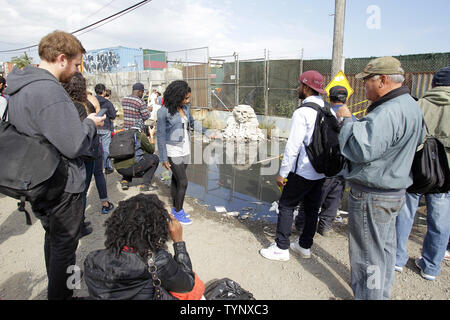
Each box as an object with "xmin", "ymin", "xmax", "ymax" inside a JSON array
[
  {"xmin": 95, "ymin": 83, "xmax": 116, "ymax": 174},
  {"xmin": 5, "ymin": 30, "xmax": 105, "ymax": 300}
]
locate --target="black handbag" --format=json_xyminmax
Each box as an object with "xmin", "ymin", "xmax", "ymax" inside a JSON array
[
  {"xmin": 147, "ymin": 250, "xmax": 178, "ymax": 300},
  {"xmin": 407, "ymin": 124, "xmax": 450, "ymax": 194},
  {"xmin": 0, "ymin": 104, "xmax": 68, "ymax": 224}
]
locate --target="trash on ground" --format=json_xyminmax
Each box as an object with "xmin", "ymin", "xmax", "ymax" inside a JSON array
[
  {"xmin": 215, "ymin": 206, "xmax": 227, "ymax": 213},
  {"xmin": 226, "ymin": 211, "xmax": 240, "ymax": 217}
]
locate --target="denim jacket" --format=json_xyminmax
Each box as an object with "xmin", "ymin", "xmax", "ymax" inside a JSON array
[{"xmin": 156, "ymin": 104, "xmax": 206, "ymax": 162}]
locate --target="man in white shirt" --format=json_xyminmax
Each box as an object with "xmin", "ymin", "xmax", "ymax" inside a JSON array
[{"xmin": 260, "ymin": 70, "xmax": 327, "ymax": 261}]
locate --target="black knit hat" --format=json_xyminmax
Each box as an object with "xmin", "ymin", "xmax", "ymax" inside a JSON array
[
  {"xmin": 329, "ymin": 85, "xmax": 348, "ymax": 103},
  {"xmin": 432, "ymin": 66, "xmax": 450, "ymax": 87}
]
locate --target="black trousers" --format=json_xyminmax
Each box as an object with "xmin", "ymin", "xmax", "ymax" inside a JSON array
[
  {"xmin": 295, "ymin": 176, "xmax": 345, "ymax": 231},
  {"xmin": 276, "ymin": 172, "xmax": 325, "ymax": 250},
  {"xmin": 32, "ymin": 192, "xmax": 84, "ymax": 300},
  {"xmin": 168, "ymin": 156, "xmax": 189, "ymax": 212},
  {"xmin": 117, "ymin": 153, "xmax": 159, "ymax": 186},
  {"xmin": 296, "ymin": 176, "xmax": 346, "ymax": 232}
]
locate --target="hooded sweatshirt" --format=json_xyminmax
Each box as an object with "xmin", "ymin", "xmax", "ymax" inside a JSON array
[
  {"xmin": 419, "ymin": 86, "xmax": 450, "ymax": 163},
  {"xmin": 4, "ymin": 65, "xmax": 96, "ymax": 193}
]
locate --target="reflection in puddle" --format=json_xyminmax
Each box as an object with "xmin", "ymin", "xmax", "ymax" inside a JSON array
[{"xmin": 157, "ymin": 140, "xmax": 286, "ymax": 223}]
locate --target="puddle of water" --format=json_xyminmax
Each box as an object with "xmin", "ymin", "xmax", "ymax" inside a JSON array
[{"xmin": 156, "ymin": 140, "xmax": 286, "ymax": 223}]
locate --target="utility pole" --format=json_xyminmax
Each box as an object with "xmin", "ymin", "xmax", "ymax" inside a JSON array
[{"xmin": 331, "ymin": 0, "xmax": 346, "ymax": 76}]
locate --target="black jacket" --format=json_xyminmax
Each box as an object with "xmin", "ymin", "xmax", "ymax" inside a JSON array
[
  {"xmin": 96, "ymin": 95, "xmax": 116, "ymax": 131},
  {"xmin": 84, "ymin": 241, "xmax": 195, "ymax": 300}
]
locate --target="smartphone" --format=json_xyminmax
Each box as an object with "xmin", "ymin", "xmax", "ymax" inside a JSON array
[{"xmin": 97, "ymin": 108, "xmax": 107, "ymax": 117}]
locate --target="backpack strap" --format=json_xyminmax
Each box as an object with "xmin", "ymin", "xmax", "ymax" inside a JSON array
[
  {"xmin": 17, "ymin": 196, "xmax": 32, "ymax": 225},
  {"xmin": 1, "ymin": 100, "xmax": 8, "ymax": 121}
]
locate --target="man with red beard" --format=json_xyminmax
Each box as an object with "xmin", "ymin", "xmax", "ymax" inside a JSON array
[{"xmin": 4, "ymin": 30, "xmax": 105, "ymax": 300}]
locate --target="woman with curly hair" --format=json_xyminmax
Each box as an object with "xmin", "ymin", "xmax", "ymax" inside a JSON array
[
  {"xmin": 156, "ymin": 80, "xmax": 211, "ymax": 225},
  {"xmin": 84, "ymin": 194, "xmax": 199, "ymax": 300},
  {"xmin": 62, "ymin": 73, "xmax": 115, "ymax": 239}
]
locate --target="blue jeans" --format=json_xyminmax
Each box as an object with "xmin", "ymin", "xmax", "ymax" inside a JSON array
[
  {"xmin": 83, "ymin": 154, "xmax": 109, "ymax": 216},
  {"xmin": 396, "ymin": 192, "xmax": 450, "ymax": 277},
  {"xmin": 99, "ymin": 131, "xmax": 112, "ymax": 170},
  {"xmin": 348, "ymin": 188, "xmax": 405, "ymax": 300}
]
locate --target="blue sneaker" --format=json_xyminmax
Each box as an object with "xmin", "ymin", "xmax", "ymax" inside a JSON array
[
  {"xmin": 101, "ymin": 202, "xmax": 115, "ymax": 215},
  {"xmin": 173, "ymin": 209, "xmax": 192, "ymax": 225},
  {"xmin": 172, "ymin": 207, "xmax": 190, "ymax": 218}
]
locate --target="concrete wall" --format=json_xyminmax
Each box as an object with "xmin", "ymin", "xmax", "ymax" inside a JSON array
[{"xmin": 84, "ymin": 68, "xmax": 183, "ymax": 112}]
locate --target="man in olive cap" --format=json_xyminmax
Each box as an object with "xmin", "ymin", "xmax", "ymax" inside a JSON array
[
  {"xmin": 395, "ymin": 66, "xmax": 450, "ymax": 281},
  {"xmin": 336, "ymin": 57, "xmax": 425, "ymax": 300}
]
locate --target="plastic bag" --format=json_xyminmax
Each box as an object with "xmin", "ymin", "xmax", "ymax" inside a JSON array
[{"xmin": 204, "ymin": 278, "xmax": 255, "ymax": 300}]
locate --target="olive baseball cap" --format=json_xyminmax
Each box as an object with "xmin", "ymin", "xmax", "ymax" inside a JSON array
[{"xmin": 355, "ymin": 56, "xmax": 404, "ymax": 79}]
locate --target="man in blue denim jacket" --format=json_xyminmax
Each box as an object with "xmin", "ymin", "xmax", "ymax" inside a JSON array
[{"xmin": 336, "ymin": 57, "xmax": 425, "ymax": 300}]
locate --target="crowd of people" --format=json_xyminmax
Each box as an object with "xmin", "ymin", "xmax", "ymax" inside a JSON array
[{"xmin": 1, "ymin": 30, "xmax": 449, "ymax": 301}]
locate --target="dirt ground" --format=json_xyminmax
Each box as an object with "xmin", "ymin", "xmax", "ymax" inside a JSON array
[{"xmin": 0, "ymin": 171, "xmax": 449, "ymax": 300}]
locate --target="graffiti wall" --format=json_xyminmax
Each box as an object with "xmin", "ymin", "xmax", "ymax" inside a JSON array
[
  {"xmin": 83, "ymin": 49, "xmax": 120, "ymax": 73},
  {"xmin": 83, "ymin": 46, "xmax": 144, "ymax": 74}
]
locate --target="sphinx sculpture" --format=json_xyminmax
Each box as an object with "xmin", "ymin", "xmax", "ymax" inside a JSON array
[{"xmin": 222, "ymin": 105, "xmax": 265, "ymax": 142}]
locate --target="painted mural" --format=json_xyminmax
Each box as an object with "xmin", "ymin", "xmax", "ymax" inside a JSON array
[{"xmin": 83, "ymin": 50, "xmax": 120, "ymax": 73}]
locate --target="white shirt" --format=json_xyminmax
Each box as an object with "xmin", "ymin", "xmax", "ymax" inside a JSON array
[
  {"xmin": 279, "ymin": 95, "xmax": 326, "ymax": 180},
  {"xmin": 150, "ymin": 103, "xmax": 161, "ymax": 121},
  {"xmin": 166, "ymin": 115, "xmax": 191, "ymax": 157},
  {"xmin": 0, "ymin": 96, "xmax": 7, "ymax": 120}
]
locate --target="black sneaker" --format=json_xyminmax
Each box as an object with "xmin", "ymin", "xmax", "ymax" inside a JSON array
[
  {"xmin": 105, "ymin": 168, "xmax": 114, "ymax": 175},
  {"xmin": 84, "ymin": 221, "xmax": 91, "ymax": 227},
  {"xmin": 121, "ymin": 180, "xmax": 129, "ymax": 190},
  {"xmin": 80, "ymin": 226, "xmax": 93, "ymax": 238}
]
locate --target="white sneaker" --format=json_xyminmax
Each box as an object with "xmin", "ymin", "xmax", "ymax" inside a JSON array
[
  {"xmin": 415, "ymin": 258, "xmax": 436, "ymax": 281},
  {"xmin": 260, "ymin": 243, "xmax": 289, "ymax": 261},
  {"xmin": 394, "ymin": 265, "xmax": 403, "ymax": 272},
  {"xmin": 444, "ymin": 250, "xmax": 450, "ymax": 261},
  {"xmin": 290, "ymin": 240, "xmax": 311, "ymax": 258}
]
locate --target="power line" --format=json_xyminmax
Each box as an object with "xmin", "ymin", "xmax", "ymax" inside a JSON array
[{"xmin": 0, "ymin": 0, "xmax": 151, "ymax": 54}]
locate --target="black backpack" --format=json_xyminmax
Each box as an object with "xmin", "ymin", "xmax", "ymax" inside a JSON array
[
  {"xmin": 301, "ymin": 102, "xmax": 346, "ymax": 177},
  {"xmin": 407, "ymin": 126, "xmax": 450, "ymax": 194},
  {"xmin": 109, "ymin": 129, "xmax": 136, "ymax": 161},
  {"xmin": 204, "ymin": 278, "xmax": 255, "ymax": 300},
  {"xmin": 0, "ymin": 104, "xmax": 68, "ymax": 225}
]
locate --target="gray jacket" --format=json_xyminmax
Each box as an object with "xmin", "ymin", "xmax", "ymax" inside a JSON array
[
  {"xmin": 5, "ymin": 66, "xmax": 96, "ymax": 193},
  {"xmin": 339, "ymin": 88, "xmax": 425, "ymax": 190}
]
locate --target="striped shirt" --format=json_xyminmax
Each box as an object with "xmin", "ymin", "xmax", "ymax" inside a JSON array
[{"xmin": 121, "ymin": 95, "xmax": 150, "ymax": 129}]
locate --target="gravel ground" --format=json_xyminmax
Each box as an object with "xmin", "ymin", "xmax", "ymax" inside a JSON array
[{"xmin": 0, "ymin": 171, "xmax": 449, "ymax": 300}]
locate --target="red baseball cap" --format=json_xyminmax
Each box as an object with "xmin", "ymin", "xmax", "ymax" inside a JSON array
[{"xmin": 299, "ymin": 70, "xmax": 326, "ymax": 94}]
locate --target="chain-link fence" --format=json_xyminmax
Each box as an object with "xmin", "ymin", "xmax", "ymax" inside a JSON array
[{"xmin": 85, "ymin": 48, "xmax": 450, "ymax": 119}]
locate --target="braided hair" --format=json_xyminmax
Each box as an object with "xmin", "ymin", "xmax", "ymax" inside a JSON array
[{"xmin": 104, "ymin": 194, "xmax": 171, "ymax": 258}]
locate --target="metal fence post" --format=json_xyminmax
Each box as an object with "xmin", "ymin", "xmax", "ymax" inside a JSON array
[
  {"xmin": 236, "ymin": 52, "xmax": 240, "ymax": 107},
  {"xmin": 207, "ymin": 47, "xmax": 211, "ymax": 108},
  {"xmin": 264, "ymin": 49, "xmax": 269, "ymax": 116}
]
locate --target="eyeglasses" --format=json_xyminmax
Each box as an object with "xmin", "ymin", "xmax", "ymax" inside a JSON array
[{"xmin": 363, "ymin": 75, "xmax": 376, "ymax": 84}]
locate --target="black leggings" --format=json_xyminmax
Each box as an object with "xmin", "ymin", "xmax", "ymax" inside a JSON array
[{"xmin": 168, "ymin": 156, "xmax": 189, "ymax": 211}]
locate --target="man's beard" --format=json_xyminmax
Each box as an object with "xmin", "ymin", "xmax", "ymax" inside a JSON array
[
  {"xmin": 298, "ymin": 89, "xmax": 306, "ymax": 100},
  {"xmin": 59, "ymin": 70, "xmax": 76, "ymax": 83}
]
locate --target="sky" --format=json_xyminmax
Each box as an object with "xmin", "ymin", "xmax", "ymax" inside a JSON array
[{"xmin": 0, "ymin": 0, "xmax": 449, "ymax": 63}]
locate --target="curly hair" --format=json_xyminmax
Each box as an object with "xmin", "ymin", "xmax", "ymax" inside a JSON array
[
  {"xmin": 104, "ymin": 194, "xmax": 171, "ymax": 258},
  {"xmin": 163, "ymin": 80, "xmax": 191, "ymax": 115},
  {"xmin": 62, "ymin": 72, "xmax": 88, "ymax": 103},
  {"xmin": 62, "ymin": 72, "xmax": 94, "ymax": 120}
]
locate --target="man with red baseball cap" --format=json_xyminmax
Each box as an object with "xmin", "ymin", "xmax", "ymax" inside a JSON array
[{"xmin": 260, "ymin": 70, "xmax": 328, "ymax": 261}]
